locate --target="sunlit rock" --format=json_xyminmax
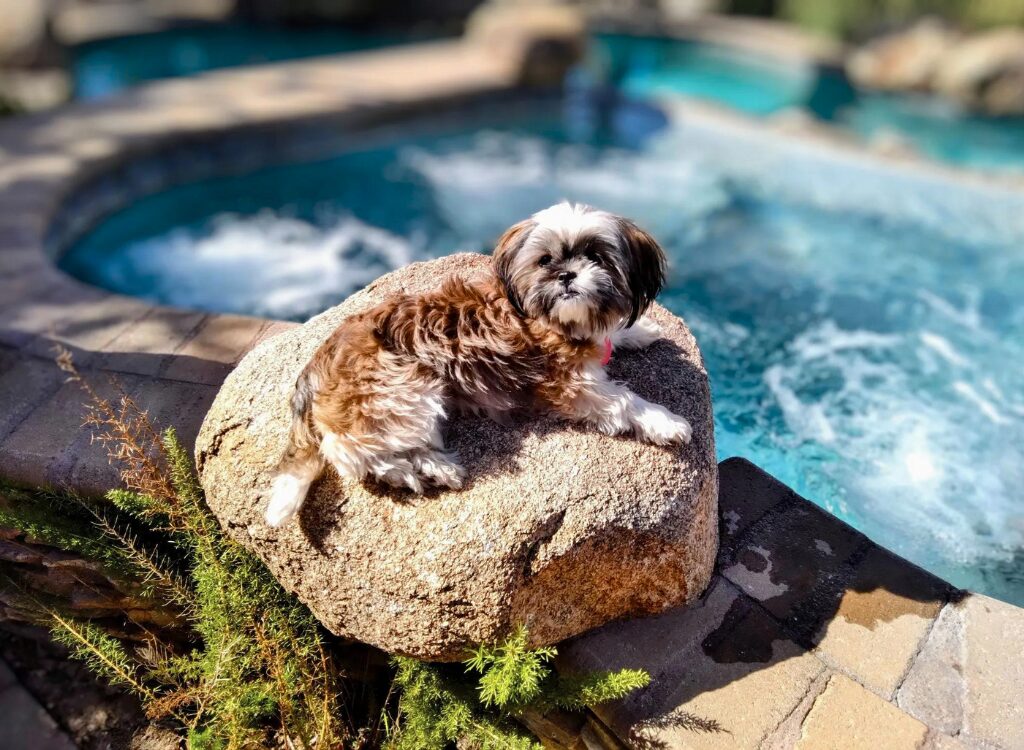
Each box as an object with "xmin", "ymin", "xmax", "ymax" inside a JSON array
[{"xmin": 196, "ymin": 253, "xmax": 717, "ymax": 660}]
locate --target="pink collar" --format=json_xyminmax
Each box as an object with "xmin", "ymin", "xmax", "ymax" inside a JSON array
[{"xmin": 600, "ymin": 337, "xmax": 613, "ymax": 366}]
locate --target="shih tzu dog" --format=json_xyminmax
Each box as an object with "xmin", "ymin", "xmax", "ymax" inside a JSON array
[{"xmin": 265, "ymin": 202, "xmax": 692, "ymax": 527}]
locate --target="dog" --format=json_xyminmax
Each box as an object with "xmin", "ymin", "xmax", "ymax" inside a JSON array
[{"xmin": 265, "ymin": 202, "xmax": 692, "ymax": 527}]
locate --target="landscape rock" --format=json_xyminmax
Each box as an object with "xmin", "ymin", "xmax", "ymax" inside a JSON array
[
  {"xmin": 466, "ymin": 1, "xmax": 586, "ymax": 86},
  {"xmin": 196, "ymin": 253, "xmax": 717, "ymax": 660},
  {"xmin": 846, "ymin": 17, "xmax": 959, "ymax": 93},
  {"xmin": 0, "ymin": 0, "xmax": 48, "ymax": 65},
  {"xmin": 934, "ymin": 28, "xmax": 1024, "ymax": 115},
  {"xmin": 848, "ymin": 21, "xmax": 1024, "ymax": 116}
]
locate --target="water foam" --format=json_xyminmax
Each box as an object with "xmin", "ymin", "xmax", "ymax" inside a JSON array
[
  {"xmin": 99, "ymin": 210, "xmax": 418, "ymax": 320},
  {"xmin": 61, "ymin": 109, "xmax": 1024, "ymax": 603}
]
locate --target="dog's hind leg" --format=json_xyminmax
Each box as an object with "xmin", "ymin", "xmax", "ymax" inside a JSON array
[
  {"xmin": 408, "ymin": 447, "xmax": 465, "ymax": 489},
  {"xmin": 266, "ymin": 450, "xmax": 325, "ymax": 527}
]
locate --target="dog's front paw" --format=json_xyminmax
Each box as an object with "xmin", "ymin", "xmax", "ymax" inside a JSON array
[
  {"xmin": 613, "ymin": 316, "xmax": 663, "ymax": 351},
  {"xmin": 635, "ymin": 405, "xmax": 692, "ymax": 445}
]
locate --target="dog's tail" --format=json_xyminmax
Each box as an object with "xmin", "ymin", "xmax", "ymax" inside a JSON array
[{"xmin": 265, "ymin": 369, "xmax": 324, "ymax": 528}]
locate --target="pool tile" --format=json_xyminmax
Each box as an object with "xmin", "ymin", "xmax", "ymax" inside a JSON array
[
  {"xmin": 813, "ymin": 545, "xmax": 951, "ymax": 698},
  {"xmin": 796, "ymin": 674, "xmax": 928, "ymax": 750}
]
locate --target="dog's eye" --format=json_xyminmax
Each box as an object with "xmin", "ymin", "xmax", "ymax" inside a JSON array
[
  {"xmin": 585, "ymin": 248, "xmax": 600, "ymax": 264},
  {"xmin": 538, "ymin": 254, "xmax": 552, "ymax": 267}
]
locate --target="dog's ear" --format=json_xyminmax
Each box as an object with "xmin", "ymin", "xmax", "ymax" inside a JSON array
[
  {"xmin": 618, "ymin": 218, "xmax": 667, "ymax": 327},
  {"xmin": 492, "ymin": 219, "xmax": 535, "ymax": 317}
]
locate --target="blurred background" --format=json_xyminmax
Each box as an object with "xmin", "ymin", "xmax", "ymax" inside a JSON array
[{"xmin": 3, "ymin": 0, "xmax": 1023, "ymax": 606}]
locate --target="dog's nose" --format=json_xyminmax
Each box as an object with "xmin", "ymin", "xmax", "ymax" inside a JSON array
[{"xmin": 558, "ymin": 271, "xmax": 577, "ymax": 285}]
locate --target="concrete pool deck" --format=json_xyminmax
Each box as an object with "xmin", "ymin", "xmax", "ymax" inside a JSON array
[{"xmin": 1, "ymin": 29, "xmax": 1023, "ymax": 750}]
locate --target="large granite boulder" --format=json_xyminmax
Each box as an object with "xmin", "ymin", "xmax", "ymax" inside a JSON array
[
  {"xmin": 196, "ymin": 253, "xmax": 717, "ymax": 661},
  {"xmin": 846, "ymin": 17, "xmax": 959, "ymax": 93},
  {"xmin": 934, "ymin": 28, "xmax": 1024, "ymax": 116}
]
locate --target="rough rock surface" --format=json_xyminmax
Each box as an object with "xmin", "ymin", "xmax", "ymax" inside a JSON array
[
  {"xmin": 935, "ymin": 28, "xmax": 1024, "ymax": 115},
  {"xmin": 196, "ymin": 253, "xmax": 717, "ymax": 661},
  {"xmin": 846, "ymin": 18, "xmax": 959, "ymax": 92}
]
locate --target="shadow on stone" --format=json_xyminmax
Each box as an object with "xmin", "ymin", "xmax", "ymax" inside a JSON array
[{"xmin": 559, "ymin": 457, "xmax": 964, "ymax": 747}]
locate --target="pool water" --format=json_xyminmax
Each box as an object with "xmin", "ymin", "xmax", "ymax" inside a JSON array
[
  {"xmin": 594, "ymin": 33, "xmax": 1024, "ymax": 172},
  {"xmin": 72, "ymin": 26, "xmax": 1024, "ymax": 172},
  {"xmin": 71, "ymin": 23, "xmax": 433, "ymax": 100},
  {"xmin": 61, "ymin": 100, "xmax": 1024, "ymax": 604}
]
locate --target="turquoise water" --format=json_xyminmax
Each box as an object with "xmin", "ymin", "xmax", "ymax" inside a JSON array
[
  {"xmin": 71, "ymin": 23, "xmax": 432, "ymax": 100},
  {"xmin": 594, "ymin": 33, "xmax": 1024, "ymax": 172},
  {"xmin": 71, "ymin": 26, "xmax": 1024, "ymax": 170},
  {"xmin": 60, "ymin": 101, "xmax": 1024, "ymax": 604}
]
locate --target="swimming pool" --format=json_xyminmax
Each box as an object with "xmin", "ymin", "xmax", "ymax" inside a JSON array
[
  {"xmin": 594, "ymin": 32, "xmax": 1024, "ymax": 172},
  {"xmin": 60, "ymin": 98, "xmax": 1024, "ymax": 605},
  {"xmin": 71, "ymin": 23, "xmax": 435, "ymax": 100},
  {"xmin": 72, "ymin": 25, "xmax": 1024, "ymax": 172}
]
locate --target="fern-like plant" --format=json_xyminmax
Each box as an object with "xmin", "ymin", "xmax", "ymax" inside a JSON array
[
  {"xmin": 388, "ymin": 625, "xmax": 649, "ymax": 749},
  {"xmin": 0, "ymin": 353, "xmax": 652, "ymax": 749}
]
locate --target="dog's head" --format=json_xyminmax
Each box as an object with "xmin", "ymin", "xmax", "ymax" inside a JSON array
[{"xmin": 492, "ymin": 202, "xmax": 666, "ymax": 339}]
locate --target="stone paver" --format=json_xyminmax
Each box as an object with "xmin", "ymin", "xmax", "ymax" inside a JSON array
[
  {"xmin": 900, "ymin": 594, "xmax": 1024, "ymax": 749},
  {"xmin": 813, "ymin": 544, "xmax": 950, "ymax": 698},
  {"xmin": 796, "ymin": 674, "xmax": 928, "ymax": 749},
  {"xmin": 0, "ymin": 355, "xmax": 66, "ymax": 443},
  {"xmin": 761, "ymin": 669, "xmax": 832, "ymax": 750},
  {"xmin": 960, "ymin": 595, "xmax": 1024, "ymax": 748},
  {"xmin": 897, "ymin": 603, "xmax": 966, "ymax": 734},
  {"xmin": 653, "ymin": 592, "xmax": 824, "ymax": 749},
  {"xmin": 50, "ymin": 375, "xmax": 219, "ymax": 497},
  {"xmin": 249, "ymin": 320, "xmax": 300, "ymax": 350},
  {"xmin": 717, "ymin": 456, "xmax": 793, "ymax": 552},
  {"xmin": 14, "ymin": 288, "xmax": 151, "ymax": 364},
  {"xmin": 0, "ymin": 682, "xmax": 76, "ymax": 750},
  {"xmin": 96, "ymin": 305, "xmax": 207, "ymax": 377},
  {"xmin": 561, "ymin": 575, "xmax": 740, "ymax": 683},
  {"xmin": 0, "ymin": 375, "xmax": 112, "ymax": 488},
  {"xmin": 563, "ymin": 578, "xmax": 825, "ymax": 749},
  {"xmin": 559, "ymin": 460, "xmax": 1024, "ymax": 749},
  {"xmin": 720, "ymin": 493, "xmax": 866, "ymax": 644},
  {"xmin": 161, "ymin": 313, "xmax": 267, "ymax": 385},
  {"xmin": 923, "ymin": 731, "xmax": 999, "ymax": 750}
]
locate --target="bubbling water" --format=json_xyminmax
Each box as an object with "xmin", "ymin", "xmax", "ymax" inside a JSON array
[
  {"xmin": 399, "ymin": 128, "xmax": 1024, "ymax": 603},
  {"xmin": 60, "ymin": 111, "xmax": 1024, "ymax": 603}
]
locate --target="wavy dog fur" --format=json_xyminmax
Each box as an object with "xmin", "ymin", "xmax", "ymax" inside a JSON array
[{"xmin": 265, "ymin": 203, "xmax": 692, "ymax": 527}]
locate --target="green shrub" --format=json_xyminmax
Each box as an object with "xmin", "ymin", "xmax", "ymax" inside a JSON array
[
  {"xmin": 727, "ymin": 0, "xmax": 1024, "ymax": 39},
  {"xmin": 0, "ymin": 358, "xmax": 650, "ymax": 748}
]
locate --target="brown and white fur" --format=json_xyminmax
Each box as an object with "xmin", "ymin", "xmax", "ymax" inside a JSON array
[{"xmin": 265, "ymin": 203, "xmax": 692, "ymax": 527}]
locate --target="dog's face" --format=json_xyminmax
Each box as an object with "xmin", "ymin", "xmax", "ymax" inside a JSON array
[{"xmin": 492, "ymin": 203, "xmax": 667, "ymax": 339}]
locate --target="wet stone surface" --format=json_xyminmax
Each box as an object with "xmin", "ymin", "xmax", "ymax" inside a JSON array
[{"xmin": 559, "ymin": 458, "xmax": 1024, "ymax": 750}]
